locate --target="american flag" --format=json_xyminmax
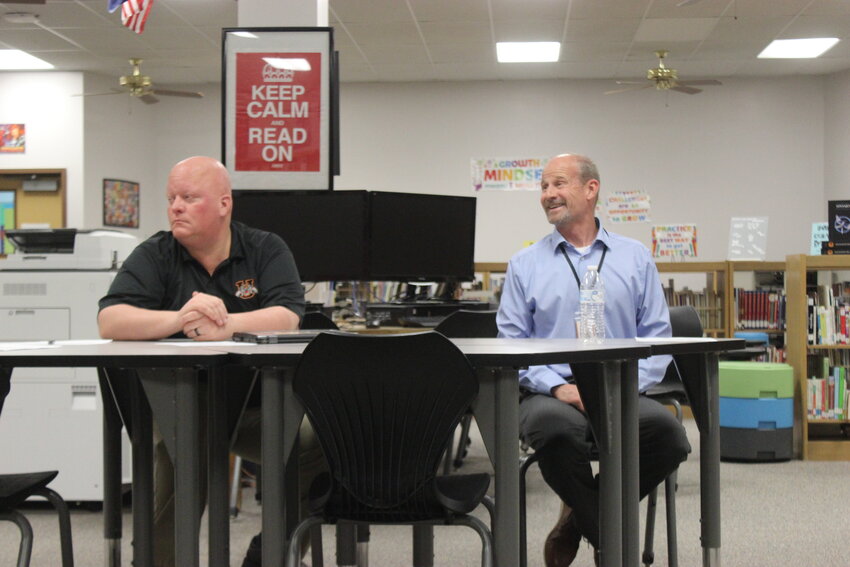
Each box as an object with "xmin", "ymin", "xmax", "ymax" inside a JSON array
[{"xmin": 121, "ymin": 0, "xmax": 154, "ymax": 34}]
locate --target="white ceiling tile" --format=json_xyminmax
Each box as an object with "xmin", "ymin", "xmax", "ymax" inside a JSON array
[
  {"xmin": 570, "ymin": 0, "xmax": 649, "ymax": 19},
  {"xmin": 490, "ymin": 0, "xmax": 568, "ymax": 21},
  {"xmin": 635, "ymin": 18, "xmax": 719, "ymax": 43},
  {"xmin": 492, "ymin": 19, "xmax": 565, "ymax": 42},
  {"xmin": 408, "ymin": 0, "xmax": 490, "ymax": 22},
  {"xmin": 328, "ymin": 0, "xmax": 414, "ymax": 24}
]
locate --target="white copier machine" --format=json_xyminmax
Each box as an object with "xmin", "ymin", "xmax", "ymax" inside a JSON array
[{"xmin": 0, "ymin": 229, "xmax": 138, "ymax": 501}]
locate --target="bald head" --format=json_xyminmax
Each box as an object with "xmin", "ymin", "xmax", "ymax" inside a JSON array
[
  {"xmin": 545, "ymin": 153, "xmax": 599, "ymax": 186},
  {"xmin": 166, "ymin": 156, "xmax": 233, "ymax": 249},
  {"xmin": 168, "ymin": 156, "xmax": 231, "ymax": 200}
]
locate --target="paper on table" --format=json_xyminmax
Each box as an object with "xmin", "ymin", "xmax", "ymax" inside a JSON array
[
  {"xmin": 55, "ymin": 339, "xmax": 113, "ymax": 346},
  {"xmin": 635, "ymin": 337, "xmax": 717, "ymax": 343},
  {"xmin": 0, "ymin": 341, "xmax": 62, "ymax": 352},
  {"xmin": 160, "ymin": 340, "xmax": 258, "ymax": 347}
]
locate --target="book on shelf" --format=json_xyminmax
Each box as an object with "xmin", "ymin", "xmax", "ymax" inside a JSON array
[
  {"xmin": 805, "ymin": 282, "xmax": 850, "ymax": 345},
  {"xmin": 807, "ymin": 353, "xmax": 849, "ymax": 419},
  {"xmin": 734, "ymin": 287, "xmax": 785, "ymax": 330}
]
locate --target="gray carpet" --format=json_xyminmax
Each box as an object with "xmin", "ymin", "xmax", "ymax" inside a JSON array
[{"xmin": 2, "ymin": 418, "xmax": 849, "ymax": 566}]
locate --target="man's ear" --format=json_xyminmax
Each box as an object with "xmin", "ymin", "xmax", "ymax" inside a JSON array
[
  {"xmin": 220, "ymin": 194, "xmax": 232, "ymax": 217},
  {"xmin": 585, "ymin": 179, "xmax": 600, "ymax": 202}
]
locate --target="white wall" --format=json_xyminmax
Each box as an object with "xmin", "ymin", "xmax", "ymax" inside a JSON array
[
  {"xmin": 0, "ymin": 72, "xmax": 84, "ymax": 227},
  {"xmin": 335, "ymin": 77, "xmax": 825, "ymax": 262},
  {"xmin": 825, "ymin": 69, "xmax": 850, "ymax": 202},
  {"xmin": 1, "ymin": 70, "xmax": 845, "ymax": 263}
]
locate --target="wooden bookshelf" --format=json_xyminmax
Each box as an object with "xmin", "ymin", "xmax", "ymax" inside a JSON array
[
  {"xmin": 727, "ymin": 260, "xmax": 786, "ymax": 339},
  {"xmin": 656, "ymin": 261, "xmax": 728, "ymax": 337},
  {"xmin": 785, "ymin": 254, "xmax": 850, "ymax": 460}
]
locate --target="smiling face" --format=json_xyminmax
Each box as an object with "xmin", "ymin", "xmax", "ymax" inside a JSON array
[
  {"xmin": 166, "ymin": 157, "xmax": 232, "ymax": 248},
  {"xmin": 539, "ymin": 154, "xmax": 599, "ymax": 229}
]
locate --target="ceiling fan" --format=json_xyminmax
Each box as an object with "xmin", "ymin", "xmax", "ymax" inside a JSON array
[
  {"xmin": 605, "ymin": 50, "xmax": 722, "ymax": 95},
  {"xmin": 76, "ymin": 58, "xmax": 204, "ymax": 104}
]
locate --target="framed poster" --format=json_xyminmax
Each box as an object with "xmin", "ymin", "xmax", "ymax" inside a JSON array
[
  {"xmin": 0, "ymin": 124, "xmax": 25, "ymax": 153},
  {"xmin": 0, "ymin": 190, "xmax": 15, "ymax": 254},
  {"xmin": 103, "ymin": 179, "xmax": 140, "ymax": 228},
  {"xmin": 222, "ymin": 27, "xmax": 336, "ymax": 190}
]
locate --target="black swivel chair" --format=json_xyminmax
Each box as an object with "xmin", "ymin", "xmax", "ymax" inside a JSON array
[
  {"xmin": 0, "ymin": 371, "xmax": 75, "ymax": 567},
  {"xmin": 519, "ymin": 305, "xmax": 702, "ymax": 567},
  {"xmin": 286, "ymin": 332, "xmax": 494, "ymax": 567},
  {"xmin": 300, "ymin": 311, "xmax": 340, "ymax": 330},
  {"xmin": 434, "ymin": 310, "xmax": 498, "ymax": 473}
]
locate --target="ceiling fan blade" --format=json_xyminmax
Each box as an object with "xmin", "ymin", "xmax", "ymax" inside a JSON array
[
  {"xmin": 613, "ymin": 80, "xmax": 647, "ymax": 86},
  {"xmin": 604, "ymin": 84, "xmax": 653, "ymax": 95},
  {"xmin": 671, "ymin": 85, "xmax": 702, "ymax": 95},
  {"xmin": 139, "ymin": 93, "xmax": 159, "ymax": 104},
  {"xmin": 678, "ymin": 79, "xmax": 722, "ymax": 86},
  {"xmin": 152, "ymin": 88, "xmax": 204, "ymax": 99},
  {"xmin": 72, "ymin": 88, "xmax": 125, "ymax": 97}
]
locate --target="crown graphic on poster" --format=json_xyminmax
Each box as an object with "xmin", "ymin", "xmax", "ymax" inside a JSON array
[{"xmin": 263, "ymin": 64, "xmax": 295, "ymax": 82}]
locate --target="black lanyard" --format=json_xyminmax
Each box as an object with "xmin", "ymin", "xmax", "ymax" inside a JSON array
[{"xmin": 560, "ymin": 243, "xmax": 607, "ymax": 289}]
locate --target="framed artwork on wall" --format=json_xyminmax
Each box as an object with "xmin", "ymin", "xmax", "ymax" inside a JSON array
[
  {"xmin": 0, "ymin": 124, "xmax": 25, "ymax": 153},
  {"xmin": 222, "ymin": 27, "xmax": 338, "ymax": 190},
  {"xmin": 103, "ymin": 178, "xmax": 139, "ymax": 228},
  {"xmin": 0, "ymin": 190, "xmax": 15, "ymax": 254}
]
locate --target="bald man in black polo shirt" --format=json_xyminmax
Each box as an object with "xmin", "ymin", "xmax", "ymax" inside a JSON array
[{"xmin": 99, "ymin": 156, "xmax": 321, "ymax": 567}]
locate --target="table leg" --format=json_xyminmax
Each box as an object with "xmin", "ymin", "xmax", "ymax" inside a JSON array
[
  {"xmin": 98, "ymin": 368, "xmax": 123, "ymax": 567},
  {"xmin": 174, "ymin": 368, "xmax": 201, "ymax": 567},
  {"xmin": 597, "ymin": 359, "xmax": 623, "ymax": 567},
  {"xmin": 208, "ymin": 367, "xmax": 229, "ymax": 567},
  {"xmin": 699, "ymin": 353, "xmax": 721, "ymax": 567},
  {"xmin": 493, "ymin": 367, "xmax": 520, "ymax": 567},
  {"xmin": 130, "ymin": 376, "xmax": 154, "ymax": 567},
  {"xmin": 620, "ymin": 359, "xmax": 640, "ymax": 567}
]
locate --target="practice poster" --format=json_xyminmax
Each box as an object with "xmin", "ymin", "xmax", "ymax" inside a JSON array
[
  {"xmin": 471, "ymin": 157, "xmax": 547, "ymax": 191},
  {"xmin": 728, "ymin": 217, "xmax": 768, "ymax": 260},
  {"xmin": 652, "ymin": 224, "xmax": 697, "ymax": 258},
  {"xmin": 606, "ymin": 191, "xmax": 651, "ymax": 223}
]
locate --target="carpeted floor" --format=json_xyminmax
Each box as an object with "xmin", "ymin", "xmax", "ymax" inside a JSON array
[{"xmin": 2, "ymin": 418, "xmax": 849, "ymax": 566}]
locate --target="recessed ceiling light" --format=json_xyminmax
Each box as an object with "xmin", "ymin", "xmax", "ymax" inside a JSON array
[
  {"xmin": 758, "ymin": 38, "xmax": 839, "ymax": 59},
  {"xmin": 0, "ymin": 49, "xmax": 53, "ymax": 70},
  {"xmin": 497, "ymin": 42, "xmax": 560, "ymax": 63}
]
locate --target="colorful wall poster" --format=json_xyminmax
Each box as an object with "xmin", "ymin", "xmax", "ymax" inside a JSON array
[
  {"xmin": 0, "ymin": 124, "xmax": 25, "ymax": 153},
  {"xmin": 0, "ymin": 191, "xmax": 15, "ymax": 254},
  {"xmin": 652, "ymin": 224, "xmax": 697, "ymax": 258},
  {"xmin": 811, "ymin": 222, "xmax": 829, "ymax": 255},
  {"xmin": 103, "ymin": 179, "xmax": 139, "ymax": 228},
  {"xmin": 471, "ymin": 157, "xmax": 547, "ymax": 191},
  {"xmin": 728, "ymin": 216, "xmax": 768, "ymax": 260},
  {"xmin": 828, "ymin": 200, "xmax": 850, "ymax": 244},
  {"xmin": 606, "ymin": 191, "xmax": 651, "ymax": 223}
]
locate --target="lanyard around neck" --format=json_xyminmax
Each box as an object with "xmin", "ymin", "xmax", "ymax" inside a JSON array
[{"xmin": 559, "ymin": 242, "xmax": 608, "ymax": 289}]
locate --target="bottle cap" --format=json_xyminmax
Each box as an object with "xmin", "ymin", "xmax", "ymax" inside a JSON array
[{"xmin": 588, "ymin": 265, "xmax": 598, "ymax": 270}]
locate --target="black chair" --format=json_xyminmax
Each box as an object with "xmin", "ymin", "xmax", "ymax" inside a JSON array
[
  {"xmin": 519, "ymin": 305, "xmax": 702, "ymax": 567},
  {"xmin": 286, "ymin": 332, "xmax": 494, "ymax": 567},
  {"xmin": 0, "ymin": 371, "xmax": 75, "ymax": 567},
  {"xmin": 300, "ymin": 311, "xmax": 340, "ymax": 330},
  {"xmin": 434, "ymin": 310, "xmax": 498, "ymax": 473}
]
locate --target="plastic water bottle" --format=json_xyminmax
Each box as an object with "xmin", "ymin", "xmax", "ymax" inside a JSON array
[{"xmin": 580, "ymin": 265, "xmax": 605, "ymax": 343}]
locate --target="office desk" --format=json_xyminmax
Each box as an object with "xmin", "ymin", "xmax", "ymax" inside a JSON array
[
  {"xmin": 223, "ymin": 337, "xmax": 658, "ymax": 567},
  {"xmin": 0, "ymin": 341, "xmax": 231, "ymax": 567}
]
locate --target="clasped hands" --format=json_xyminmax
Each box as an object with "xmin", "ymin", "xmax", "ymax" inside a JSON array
[{"xmin": 178, "ymin": 291, "xmax": 230, "ymax": 341}]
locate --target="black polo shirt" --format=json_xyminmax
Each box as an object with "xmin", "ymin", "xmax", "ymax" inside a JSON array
[{"xmin": 99, "ymin": 221, "xmax": 305, "ymax": 338}]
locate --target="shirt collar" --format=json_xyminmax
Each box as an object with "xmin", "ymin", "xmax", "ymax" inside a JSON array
[{"xmin": 549, "ymin": 217, "xmax": 611, "ymax": 254}]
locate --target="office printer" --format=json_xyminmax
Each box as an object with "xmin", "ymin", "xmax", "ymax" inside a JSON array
[
  {"xmin": 1, "ymin": 228, "xmax": 137, "ymax": 270},
  {"xmin": 0, "ymin": 228, "xmax": 138, "ymax": 501}
]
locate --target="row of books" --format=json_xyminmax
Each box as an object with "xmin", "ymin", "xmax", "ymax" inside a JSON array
[
  {"xmin": 806, "ymin": 283, "xmax": 850, "ymax": 345},
  {"xmin": 661, "ymin": 286, "xmax": 723, "ymax": 331},
  {"xmin": 733, "ymin": 288, "xmax": 785, "ymax": 330},
  {"xmin": 806, "ymin": 354, "xmax": 850, "ymax": 419}
]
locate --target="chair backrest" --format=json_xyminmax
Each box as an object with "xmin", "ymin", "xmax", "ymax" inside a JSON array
[
  {"xmin": 293, "ymin": 331, "xmax": 478, "ymax": 521},
  {"xmin": 654, "ymin": 305, "xmax": 705, "ymax": 391},
  {"xmin": 0, "ymin": 371, "xmax": 9, "ymax": 417},
  {"xmin": 301, "ymin": 311, "xmax": 340, "ymax": 330},
  {"xmin": 434, "ymin": 309, "xmax": 498, "ymax": 339}
]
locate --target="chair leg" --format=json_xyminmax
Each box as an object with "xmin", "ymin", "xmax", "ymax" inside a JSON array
[
  {"xmin": 642, "ymin": 486, "xmax": 658, "ymax": 566},
  {"xmin": 664, "ymin": 470, "xmax": 679, "ymax": 567},
  {"xmin": 454, "ymin": 515, "xmax": 494, "ymax": 567},
  {"xmin": 286, "ymin": 516, "xmax": 324, "ymax": 567},
  {"xmin": 0, "ymin": 510, "xmax": 34, "ymax": 567},
  {"xmin": 230, "ymin": 455, "xmax": 243, "ymax": 517},
  {"xmin": 453, "ymin": 413, "xmax": 474, "ymax": 469},
  {"xmin": 37, "ymin": 487, "xmax": 75, "ymax": 567}
]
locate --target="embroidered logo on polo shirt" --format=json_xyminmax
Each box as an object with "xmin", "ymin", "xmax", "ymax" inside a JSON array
[{"xmin": 235, "ymin": 279, "xmax": 258, "ymax": 299}]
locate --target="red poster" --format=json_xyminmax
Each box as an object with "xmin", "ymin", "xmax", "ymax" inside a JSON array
[{"xmin": 234, "ymin": 52, "xmax": 322, "ymax": 172}]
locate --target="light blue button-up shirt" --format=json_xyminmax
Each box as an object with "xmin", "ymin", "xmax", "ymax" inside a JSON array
[{"xmin": 497, "ymin": 222, "xmax": 672, "ymax": 394}]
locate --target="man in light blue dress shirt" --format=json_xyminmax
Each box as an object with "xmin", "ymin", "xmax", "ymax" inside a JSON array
[{"xmin": 497, "ymin": 153, "xmax": 690, "ymax": 567}]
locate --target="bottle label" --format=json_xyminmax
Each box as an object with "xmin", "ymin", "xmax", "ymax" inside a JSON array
[{"xmin": 580, "ymin": 289, "xmax": 603, "ymax": 303}]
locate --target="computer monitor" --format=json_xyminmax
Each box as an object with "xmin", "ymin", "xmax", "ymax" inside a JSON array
[
  {"xmin": 232, "ymin": 190, "xmax": 370, "ymax": 281},
  {"xmin": 368, "ymin": 192, "xmax": 476, "ymax": 282}
]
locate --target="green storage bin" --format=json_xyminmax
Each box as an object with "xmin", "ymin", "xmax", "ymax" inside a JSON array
[{"xmin": 718, "ymin": 361, "xmax": 793, "ymax": 399}]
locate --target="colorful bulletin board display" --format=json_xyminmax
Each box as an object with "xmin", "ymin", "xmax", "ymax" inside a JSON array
[
  {"xmin": 728, "ymin": 216, "xmax": 768, "ymax": 261},
  {"xmin": 223, "ymin": 27, "xmax": 335, "ymax": 190},
  {"xmin": 103, "ymin": 179, "xmax": 140, "ymax": 228},
  {"xmin": 471, "ymin": 157, "xmax": 547, "ymax": 191},
  {"xmin": 0, "ymin": 191, "xmax": 15, "ymax": 254},
  {"xmin": 652, "ymin": 224, "xmax": 697, "ymax": 258},
  {"xmin": 606, "ymin": 191, "xmax": 651, "ymax": 223},
  {"xmin": 0, "ymin": 124, "xmax": 25, "ymax": 153}
]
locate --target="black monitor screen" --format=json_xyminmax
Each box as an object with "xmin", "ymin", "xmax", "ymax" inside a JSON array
[
  {"xmin": 369, "ymin": 192, "xmax": 476, "ymax": 281},
  {"xmin": 232, "ymin": 190, "xmax": 370, "ymax": 281}
]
